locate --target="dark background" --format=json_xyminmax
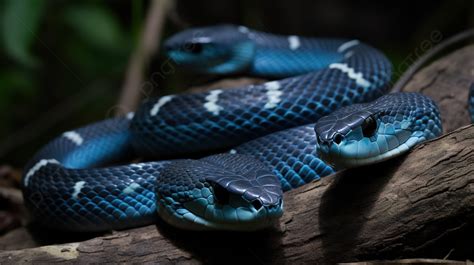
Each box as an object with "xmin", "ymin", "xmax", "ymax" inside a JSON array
[{"xmin": 0, "ymin": 0, "xmax": 473, "ymax": 167}]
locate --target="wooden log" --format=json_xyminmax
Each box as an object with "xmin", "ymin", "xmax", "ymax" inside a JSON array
[
  {"xmin": 401, "ymin": 45, "xmax": 474, "ymax": 133},
  {"xmin": 341, "ymin": 259, "xmax": 474, "ymax": 265},
  {"xmin": 0, "ymin": 123, "xmax": 472, "ymax": 264}
]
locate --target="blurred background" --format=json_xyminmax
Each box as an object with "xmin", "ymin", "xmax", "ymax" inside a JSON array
[{"xmin": 0, "ymin": 0, "xmax": 473, "ymax": 168}]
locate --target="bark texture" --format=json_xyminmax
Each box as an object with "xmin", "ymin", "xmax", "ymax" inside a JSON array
[{"xmin": 401, "ymin": 45, "xmax": 474, "ymax": 133}]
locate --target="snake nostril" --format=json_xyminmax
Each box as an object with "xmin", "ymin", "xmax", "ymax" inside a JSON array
[{"xmin": 251, "ymin": 199, "xmax": 263, "ymax": 210}]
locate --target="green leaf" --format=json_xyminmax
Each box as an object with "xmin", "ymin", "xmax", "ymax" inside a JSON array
[
  {"xmin": 0, "ymin": 70, "xmax": 35, "ymax": 108},
  {"xmin": 1, "ymin": 0, "xmax": 44, "ymax": 67},
  {"xmin": 63, "ymin": 4, "xmax": 127, "ymax": 53}
]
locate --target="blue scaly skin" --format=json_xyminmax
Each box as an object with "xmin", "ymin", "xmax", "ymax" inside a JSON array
[
  {"xmin": 131, "ymin": 25, "xmax": 391, "ymax": 158},
  {"xmin": 22, "ymin": 24, "xmax": 395, "ymax": 232}
]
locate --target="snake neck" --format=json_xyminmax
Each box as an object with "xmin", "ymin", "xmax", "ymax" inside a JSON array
[
  {"xmin": 242, "ymin": 30, "xmax": 345, "ymax": 77},
  {"xmin": 249, "ymin": 46, "xmax": 343, "ymax": 77}
]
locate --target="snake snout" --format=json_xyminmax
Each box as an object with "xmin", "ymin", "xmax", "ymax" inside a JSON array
[
  {"xmin": 316, "ymin": 133, "xmax": 344, "ymax": 147},
  {"xmin": 266, "ymin": 198, "xmax": 283, "ymax": 210}
]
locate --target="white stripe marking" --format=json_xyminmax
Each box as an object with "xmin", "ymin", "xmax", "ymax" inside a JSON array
[
  {"xmin": 126, "ymin": 112, "xmax": 135, "ymax": 120},
  {"xmin": 63, "ymin": 131, "xmax": 83, "ymax": 146},
  {"xmin": 238, "ymin": 26, "xmax": 250, "ymax": 34},
  {"xmin": 204, "ymin": 90, "xmax": 224, "ymax": 115},
  {"xmin": 150, "ymin": 95, "xmax": 174, "ymax": 116},
  {"xmin": 229, "ymin": 149, "xmax": 237, "ymax": 154},
  {"xmin": 337, "ymin": 40, "xmax": 360, "ymax": 53},
  {"xmin": 329, "ymin": 63, "xmax": 371, "ymax": 88},
  {"xmin": 24, "ymin": 159, "xmax": 60, "ymax": 187},
  {"xmin": 131, "ymin": 163, "xmax": 144, "ymax": 170},
  {"xmin": 72, "ymin": 181, "xmax": 86, "ymax": 199},
  {"xmin": 264, "ymin": 81, "xmax": 283, "ymax": 109},
  {"xmin": 344, "ymin": 51, "xmax": 354, "ymax": 59},
  {"xmin": 123, "ymin": 183, "xmax": 141, "ymax": 194},
  {"xmin": 193, "ymin": 37, "xmax": 212, "ymax": 43},
  {"xmin": 288, "ymin": 36, "xmax": 300, "ymax": 50}
]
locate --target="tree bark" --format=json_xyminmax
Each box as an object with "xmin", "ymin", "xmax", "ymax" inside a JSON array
[
  {"xmin": 0, "ymin": 124, "xmax": 472, "ymax": 264},
  {"xmin": 401, "ymin": 45, "xmax": 474, "ymax": 133},
  {"xmin": 342, "ymin": 259, "xmax": 473, "ymax": 265}
]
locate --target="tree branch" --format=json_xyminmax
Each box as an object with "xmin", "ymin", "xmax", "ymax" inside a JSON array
[{"xmin": 116, "ymin": 0, "xmax": 171, "ymax": 115}]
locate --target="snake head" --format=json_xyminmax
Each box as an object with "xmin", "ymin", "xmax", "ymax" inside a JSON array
[
  {"xmin": 314, "ymin": 92, "xmax": 442, "ymax": 169},
  {"xmin": 163, "ymin": 24, "xmax": 255, "ymax": 74},
  {"xmin": 156, "ymin": 154, "xmax": 283, "ymax": 231}
]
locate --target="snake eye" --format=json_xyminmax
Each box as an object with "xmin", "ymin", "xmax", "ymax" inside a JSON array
[
  {"xmin": 211, "ymin": 183, "xmax": 229, "ymax": 204},
  {"xmin": 362, "ymin": 116, "xmax": 377, "ymax": 137},
  {"xmin": 334, "ymin": 133, "xmax": 343, "ymax": 145},
  {"xmin": 186, "ymin": 42, "xmax": 203, "ymax": 54}
]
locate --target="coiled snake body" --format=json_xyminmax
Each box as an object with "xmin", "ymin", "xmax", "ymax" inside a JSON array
[{"xmin": 22, "ymin": 25, "xmax": 443, "ymax": 231}]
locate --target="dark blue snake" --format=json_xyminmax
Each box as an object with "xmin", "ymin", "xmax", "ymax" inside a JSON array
[{"xmin": 22, "ymin": 25, "xmax": 445, "ymax": 232}]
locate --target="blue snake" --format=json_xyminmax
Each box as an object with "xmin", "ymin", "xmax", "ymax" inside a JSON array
[{"xmin": 22, "ymin": 25, "xmax": 445, "ymax": 232}]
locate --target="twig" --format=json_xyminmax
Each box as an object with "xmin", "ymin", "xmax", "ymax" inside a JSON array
[{"xmin": 115, "ymin": 0, "xmax": 171, "ymax": 115}]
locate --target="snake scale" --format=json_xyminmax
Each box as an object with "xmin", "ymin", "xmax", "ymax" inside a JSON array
[{"xmin": 22, "ymin": 25, "xmax": 445, "ymax": 232}]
